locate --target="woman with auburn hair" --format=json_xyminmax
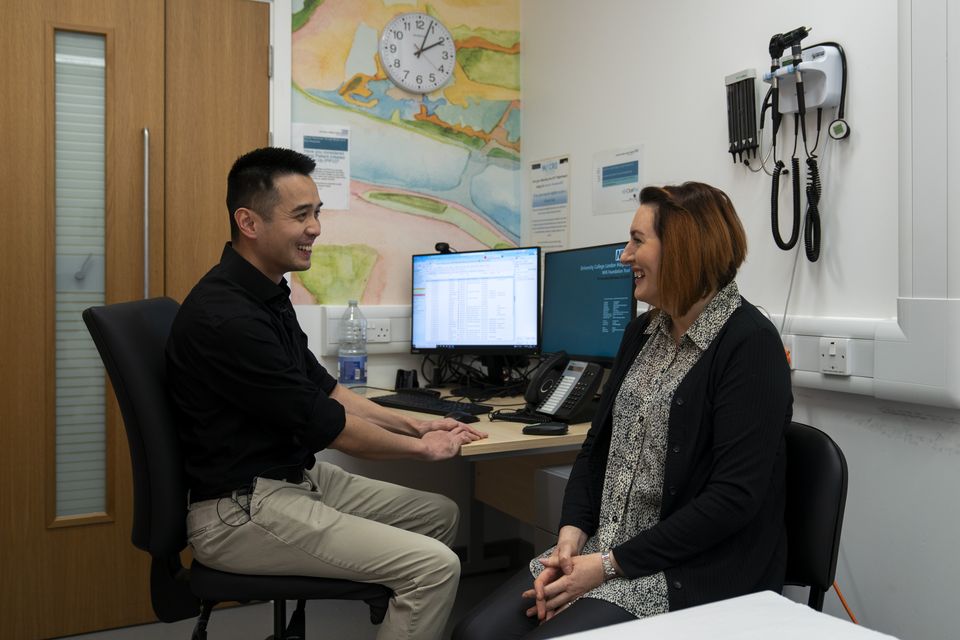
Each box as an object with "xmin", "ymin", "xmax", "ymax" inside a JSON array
[{"xmin": 454, "ymin": 182, "xmax": 792, "ymax": 639}]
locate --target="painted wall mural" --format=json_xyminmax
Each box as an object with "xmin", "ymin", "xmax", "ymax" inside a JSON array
[{"xmin": 290, "ymin": 0, "xmax": 521, "ymax": 305}]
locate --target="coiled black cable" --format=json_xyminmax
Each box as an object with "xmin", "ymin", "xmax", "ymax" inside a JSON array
[
  {"xmin": 771, "ymin": 160, "xmax": 799, "ymax": 250},
  {"xmin": 804, "ymin": 156, "xmax": 822, "ymax": 262},
  {"xmin": 791, "ymin": 155, "xmax": 802, "ymax": 239}
]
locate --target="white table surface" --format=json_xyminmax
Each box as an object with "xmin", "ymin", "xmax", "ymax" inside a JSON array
[{"xmin": 558, "ymin": 591, "xmax": 899, "ymax": 639}]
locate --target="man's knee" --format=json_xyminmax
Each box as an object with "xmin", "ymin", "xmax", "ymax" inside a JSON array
[
  {"xmin": 420, "ymin": 540, "xmax": 461, "ymax": 589},
  {"xmin": 433, "ymin": 493, "xmax": 459, "ymax": 542}
]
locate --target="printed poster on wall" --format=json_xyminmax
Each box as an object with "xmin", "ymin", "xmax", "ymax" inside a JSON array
[
  {"xmin": 528, "ymin": 155, "xmax": 571, "ymax": 251},
  {"xmin": 292, "ymin": 123, "xmax": 351, "ymax": 210},
  {"xmin": 592, "ymin": 146, "xmax": 642, "ymax": 215}
]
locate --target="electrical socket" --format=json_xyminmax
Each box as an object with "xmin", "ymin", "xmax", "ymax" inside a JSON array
[
  {"xmin": 367, "ymin": 319, "xmax": 391, "ymax": 343},
  {"xmin": 819, "ymin": 337, "xmax": 851, "ymax": 375},
  {"xmin": 319, "ymin": 304, "xmax": 412, "ymax": 356}
]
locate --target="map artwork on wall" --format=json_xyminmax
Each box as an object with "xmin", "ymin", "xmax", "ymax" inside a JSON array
[{"xmin": 291, "ymin": 0, "xmax": 521, "ymax": 305}]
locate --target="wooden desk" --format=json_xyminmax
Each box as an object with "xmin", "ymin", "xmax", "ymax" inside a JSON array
[
  {"xmin": 459, "ymin": 415, "xmax": 590, "ymax": 457},
  {"xmin": 371, "ymin": 390, "xmax": 590, "ymax": 458},
  {"xmin": 456, "ymin": 403, "xmax": 588, "ymax": 524},
  {"xmin": 377, "ymin": 392, "xmax": 590, "ymax": 553}
]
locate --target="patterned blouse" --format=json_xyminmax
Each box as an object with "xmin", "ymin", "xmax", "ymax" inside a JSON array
[{"xmin": 530, "ymin": 281, "xmax": 742, "ymax": 619}]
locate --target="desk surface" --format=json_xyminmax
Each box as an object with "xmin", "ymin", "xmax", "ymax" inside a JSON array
[
  {"xmin": 375, "ymin": 390, "xmax": 590, "ymax": 457},
  {"xmin": 460, "ymin": 414, "xmax": 590, "ymax": 457},
  {"xmin": 560, "ymin": 591, "xmax": 898, "ymax": 639}
]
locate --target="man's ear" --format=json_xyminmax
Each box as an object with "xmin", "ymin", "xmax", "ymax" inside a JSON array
[{"xmin": 234, "ymin": 207, "xmax": 259, "ymax": 240}]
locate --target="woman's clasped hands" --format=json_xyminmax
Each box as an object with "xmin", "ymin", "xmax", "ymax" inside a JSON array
[{"xmin": 523, "ymin": 525, "xmax": 607, "ymax": 622}]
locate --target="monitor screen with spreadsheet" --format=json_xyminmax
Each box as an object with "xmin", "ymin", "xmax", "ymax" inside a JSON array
[{"xmin": 410, "ymin": 247, "xmax": 541, "ymax": 356}]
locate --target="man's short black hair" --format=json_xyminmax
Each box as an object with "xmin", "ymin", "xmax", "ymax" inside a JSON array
[{"xmin": 226, "ymin": 147, "xmax": 316, "ymax": 240}]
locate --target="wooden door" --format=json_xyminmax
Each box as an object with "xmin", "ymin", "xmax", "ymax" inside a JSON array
[
  {"xmin": 165, "ymin": 0, "xmax": 271, "ymax": 302},
  {"xmin": 0, "ymin": 0, "xmax": 165, "ymax": 637},
  {"xmin": 0, "ymin": 0, "xmax": 268, "ymax": 637}
]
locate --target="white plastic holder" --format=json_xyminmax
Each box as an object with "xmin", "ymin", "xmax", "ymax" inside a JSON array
[{"xmin": 762, "ymin": 45, "xmax": 843, "ymax": 114}]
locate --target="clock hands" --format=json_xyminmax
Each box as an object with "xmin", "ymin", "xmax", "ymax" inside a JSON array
[
  {"xmin": 414, "ymin": 22, "xmax": 433, "ymax": 58},
  {"xmin": 416, "ymin": 39, "xmax": 445, "ymax": 57}
]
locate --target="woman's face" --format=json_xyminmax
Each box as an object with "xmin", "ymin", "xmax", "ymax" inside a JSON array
[{"xmin": 620, "ymin": 204, "xmax": 663, "ymax": 308}]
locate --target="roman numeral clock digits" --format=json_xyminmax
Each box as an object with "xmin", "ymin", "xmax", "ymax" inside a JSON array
[{"xmin": 379, "ymin": 12, "xmax": 455, "ymax": 94}]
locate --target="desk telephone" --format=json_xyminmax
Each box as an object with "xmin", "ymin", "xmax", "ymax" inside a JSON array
[{"xmin": 524, "ymin": 351, "xmax": 602, "ymax": 423}]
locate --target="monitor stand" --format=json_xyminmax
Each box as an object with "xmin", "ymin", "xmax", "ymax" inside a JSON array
[{"xmin": 451, "ymin": 355, "xmax": 528, "ymax": 400}]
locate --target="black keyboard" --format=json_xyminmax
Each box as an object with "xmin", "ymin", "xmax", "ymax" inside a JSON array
[{"xmin": 371, "ymin": 393, "xmax": 493, "ymax": 416}]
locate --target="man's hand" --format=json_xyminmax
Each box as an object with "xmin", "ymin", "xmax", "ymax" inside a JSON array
[
  {"xmin": 415, "ymin": 417, "xmax": 487, "ymax": 440},
  {"xmin": 418, "ymin": 427, "xmax": 483, "ymax": 460},
  {"xmin": 523, "ymin": 526, "xmax": 588, "ymax": 621}
]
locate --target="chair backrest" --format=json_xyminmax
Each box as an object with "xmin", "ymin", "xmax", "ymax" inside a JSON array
[
  {"xmin": 82, "ymin": 297, "xmax": 185, "ymax": 557},
  {"xmin": 783, "ymin": 421, "xmax": 849, "ymax": 610}
]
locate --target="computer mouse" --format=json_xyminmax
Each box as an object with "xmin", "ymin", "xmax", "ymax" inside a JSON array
[
  {"xmin": 522, "ymin": 421, "xmax": 568, "ymax": 436},
  {"xmin": 444, "ymin": 410, "xmax": 480, "ymax": 424}
]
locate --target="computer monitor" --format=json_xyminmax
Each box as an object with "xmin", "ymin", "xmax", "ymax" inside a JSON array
[
  {"xmin": 411, "ymin": 247, "xmax": 541, "ymax": 366},
  {"xmin": 541, "ymin": 242, "xmax": 637, "ymax": 364}
]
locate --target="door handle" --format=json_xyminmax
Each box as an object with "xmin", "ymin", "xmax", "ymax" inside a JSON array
[{"xmin": 142, "ymin": 127, "xmax": 150, "ymax": 298}]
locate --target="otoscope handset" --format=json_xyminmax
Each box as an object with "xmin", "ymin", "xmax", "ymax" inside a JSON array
[{"xmin": 767, "ymin": 27, "xmax": 810, "ymax": 134}]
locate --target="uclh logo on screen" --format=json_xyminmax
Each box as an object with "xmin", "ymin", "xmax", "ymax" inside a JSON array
[{"xmin": 615, "ymin": 248, "xmax": 624, "ymax": 261}]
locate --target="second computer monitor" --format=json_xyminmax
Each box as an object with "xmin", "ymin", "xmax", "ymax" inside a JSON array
[{"xmin": 541, "ymin": 242, "xmax": 637, "ymax": 364}]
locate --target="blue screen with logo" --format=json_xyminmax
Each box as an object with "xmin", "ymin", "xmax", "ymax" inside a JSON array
[{"xmin": 541, "ymin": 243, "xmax": 636, "ymax": 363}]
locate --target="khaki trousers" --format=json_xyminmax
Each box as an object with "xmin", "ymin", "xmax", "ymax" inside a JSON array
[{"xmin": 186, "ymin": 461, "xmax": 461, "ymax": 640}]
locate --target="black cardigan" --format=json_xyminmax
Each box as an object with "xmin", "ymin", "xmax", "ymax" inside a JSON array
[{"xmin": 559, "ymin": 298, "xmax": 792, "ymax": 611}]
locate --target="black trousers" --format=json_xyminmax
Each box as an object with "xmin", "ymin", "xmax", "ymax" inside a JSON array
[{"xmin": 452, "ymin": 567, "xmax": 635, "ymax": 640}]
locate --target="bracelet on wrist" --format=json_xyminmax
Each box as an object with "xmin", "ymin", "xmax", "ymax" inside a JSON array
[{"xmin": 600, "ymin": 550, "xmax": 618, "ymax": 581}]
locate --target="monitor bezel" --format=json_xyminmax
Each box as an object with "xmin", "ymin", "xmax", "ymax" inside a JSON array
[
  {"xmin": 409, "ymin": 246, "xmax": 542, "ymax": 356},
  {"xmin": 541, "ymin": 241, "xmax": 638, "ymax": 366}
]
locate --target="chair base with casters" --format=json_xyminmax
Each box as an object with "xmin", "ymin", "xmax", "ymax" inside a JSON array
[
  {"xmin": 83, "ymin": 297, "xmax": 391, "ymax": 639},
  {"xmin": 783, "ymin": 421, "xmax": 849, "ymax": 611},
  {"xmin": 188, "ymin": 561, "xmax": 390, "ymax": 640}
]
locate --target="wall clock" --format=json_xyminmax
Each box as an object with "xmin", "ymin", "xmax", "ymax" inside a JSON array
[{"xmin": 379, "ymin": 12, "xmax": 456, "ymax": 94}]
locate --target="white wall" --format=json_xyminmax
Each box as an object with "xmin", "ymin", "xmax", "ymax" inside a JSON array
[
  {"xmin": 521, "ymin": 0, "xmax": 899, "ymax": 320},
  {"xmin": 522, "ymin": 1, "xmax": 959, "ymax": 638}
]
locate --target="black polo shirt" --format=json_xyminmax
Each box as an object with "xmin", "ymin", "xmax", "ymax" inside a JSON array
[{"xmin": 166, "ymin": 243, "xmax": 345, "ymax": 499}]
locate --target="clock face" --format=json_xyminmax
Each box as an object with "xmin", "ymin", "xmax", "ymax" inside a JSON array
[{"xmin": 379, "ymin": 12, "xmax": 456, "ymax": 94}]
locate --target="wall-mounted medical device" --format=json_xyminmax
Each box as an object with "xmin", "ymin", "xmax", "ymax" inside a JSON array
[
  {"xmin": 768, "ymin": 45, "xmax": 843, "ymax": 114},
  {"xmin": 765, "ymin": 43, "xmax": 848, "ymax": 140},
  {"xmin": 729, "ymin": 26, "xmax": 850, "ymax": 263}
]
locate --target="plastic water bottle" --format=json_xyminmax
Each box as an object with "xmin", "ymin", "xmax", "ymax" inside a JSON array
[{"xmin": 338, "ymin": 300, "xmax": 367, "ymax": 392}]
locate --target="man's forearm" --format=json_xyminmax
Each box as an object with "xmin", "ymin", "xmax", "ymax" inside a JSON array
[
  {"xmin": 330, "ymin": 383, "xmax": 419, "ymax": 435},
  {"xmin": 327, "ymin": 414, "xmax": 426, "ymax": 459}
]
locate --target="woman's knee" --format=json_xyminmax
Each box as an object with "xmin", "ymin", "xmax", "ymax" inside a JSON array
[{"xmin": 451, "ymin": 569, "xmax": 536, "ymax": 640}]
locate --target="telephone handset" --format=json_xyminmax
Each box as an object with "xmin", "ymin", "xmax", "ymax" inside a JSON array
[{"xmin": 524, "ymin": 351, "xmax": 603, "ymax": 423}]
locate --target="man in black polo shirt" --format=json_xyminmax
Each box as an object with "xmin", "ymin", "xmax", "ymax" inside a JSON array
[{"xmin": 166, "ymin": 147, "xmax": 486, "ymax": 640}]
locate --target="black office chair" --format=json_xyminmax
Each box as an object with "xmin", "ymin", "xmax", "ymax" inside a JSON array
[
  {"xmin": 783, "ymin": 421, "xmax": 849, "ymax": 611},
  {"xmin": 83, "ymin": 297, "xmax": 391, "ymax": 640}
]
